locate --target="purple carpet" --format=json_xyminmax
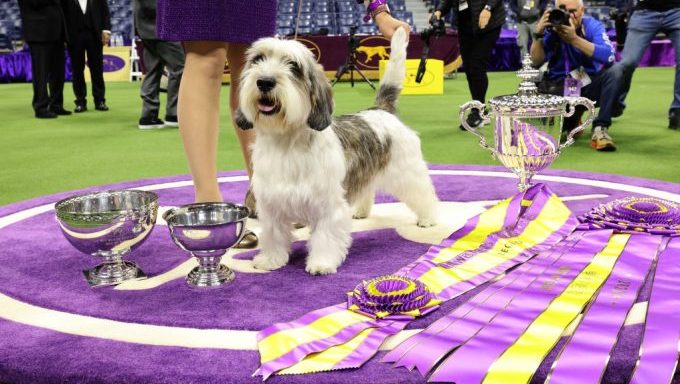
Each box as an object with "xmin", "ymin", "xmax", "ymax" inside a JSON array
[{"xmin": 0, "ymin": 165, "xmax": 678, "ymax": 384}]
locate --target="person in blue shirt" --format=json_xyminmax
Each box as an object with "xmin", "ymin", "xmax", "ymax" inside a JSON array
[{"xmin": 530, "ymin": 0, "xmax": 621, "ymax": 152}]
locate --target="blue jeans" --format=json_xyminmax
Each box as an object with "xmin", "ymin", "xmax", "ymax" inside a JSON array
[
  {"xmin": 615, "ymin": 8, "xmax": 680, "ymax": 113},
  {"xmin": 539, "ymin": 66, "xmax": 623, "ymax": 129}
]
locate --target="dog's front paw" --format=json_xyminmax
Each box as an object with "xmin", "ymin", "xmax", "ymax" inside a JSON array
[
  {"xmin": 352, "ymin": 211, "xmax": 369, "ymax": 220},
  {"xmin": 417, "ymin": 217, "xmax": 437, "ymax": 228},
  {"xmin": 305, "ymin": 259, "xmax": 339, "ymax": 275},
  {"xmin": 253, "ymin": 253, "xmax": 288, "ymax": 271}
]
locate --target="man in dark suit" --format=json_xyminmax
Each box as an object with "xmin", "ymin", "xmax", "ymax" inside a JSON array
[
  {"xmin": 61, "ymin": 0, "xmax": 111, "ymax": 112},
  {"xmin": 133, "ymin": 0, "xmax": 184, "ymax": 129},
  {"xmin": 18, "ymin": 0, "xmax": 71, "ymax": 118}
]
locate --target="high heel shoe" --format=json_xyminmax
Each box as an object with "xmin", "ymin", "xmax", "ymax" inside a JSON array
[{"xmin": 235, "ymin": 230, "xmax": 258, "ymax": 249}]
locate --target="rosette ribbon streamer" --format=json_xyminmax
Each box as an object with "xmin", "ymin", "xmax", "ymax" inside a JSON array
[
  {"xmin": 254, "ymin": 183, "xmax": 578, "ymax": 379},
  {"xmin": 385, "ymin": 196, "xmax": 680, "ymax": 384}
]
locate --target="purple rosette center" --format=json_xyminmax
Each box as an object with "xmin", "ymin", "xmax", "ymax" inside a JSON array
[
  {"xmin": 347, "ymin": 275, "xmax": 436, "ymax": 319},
  {"xmin": 580, "ymin": 197, "xmax": 680, "ymax": 236}
]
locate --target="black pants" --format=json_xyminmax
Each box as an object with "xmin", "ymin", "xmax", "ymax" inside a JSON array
[
  {"xmin": 68, "ymin": 28, "xmax": 105, "ymax": 106},
  {"xmin": 458, "ymin": 9, "xmax": 502, "ymax": 103},
  {"xmin": 29, "ymin": 41, "xmax": 65, "ymax": 114}
]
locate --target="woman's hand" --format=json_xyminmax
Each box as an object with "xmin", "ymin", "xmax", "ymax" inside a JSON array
[{"xmin": 479, "ymin": 9, "xmax": 491, "ymax": 29}]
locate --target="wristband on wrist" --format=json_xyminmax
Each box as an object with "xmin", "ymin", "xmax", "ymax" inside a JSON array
[
  {"xmin": 362, "ymin": 0, "xmax": 390, "ymax": 22},
  {"xmin": 532, "ymin": 31, "xmax": 545, "ymax": 39},
  {"xmin": 483, "ymin": 4, "xmax": 492, "ymax": 11}
]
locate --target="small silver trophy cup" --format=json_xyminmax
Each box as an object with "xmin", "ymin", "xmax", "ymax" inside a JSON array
[
  {"xmin": 163, "ymin": 203, "xmax": 249, "ymax": 288},
  {"xmin": 55, "ymin": 190, "xmax": 159, "ymax": 287},
  {"xmin": 460, "ymin": 55, "xmax": 596, "ymax": 191}
]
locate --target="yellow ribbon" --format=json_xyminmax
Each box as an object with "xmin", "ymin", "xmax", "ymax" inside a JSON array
[
  {"xmin": 482, "ymin": 233, "xmax": 630, "ymax": 384},
  {"xmin": 419, "ymin": 194, "xmax": 572, "ymax": 294},
  {"xmin": 259, "ymin": 309, "xmax": 370, "ymax": 364}
]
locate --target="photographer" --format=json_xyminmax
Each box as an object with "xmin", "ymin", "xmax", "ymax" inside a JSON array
[
  {"xmin": 610, "ymin": 0, "xmax": 680, "ymax": 130},
  {"xmin": 530, "ymin": 0, "xmax": 620, "ymax": 152},
  {"xmin": 511, "ymin": 0, "xmax": 549, "ymax": 57},
  {"xmin": 434, "ymin": 0, "xmax": 506, "ymax": 130}
]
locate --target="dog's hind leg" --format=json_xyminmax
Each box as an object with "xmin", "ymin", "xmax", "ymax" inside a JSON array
[
  {"xmin": 382, "ymin": 165, "xmax": 438, "ymax": 227},
  {"xmin": 352, "ymin": 186, "xmax": 375, "ymax": 219},
  {"xmin": 306, "ymin": 203, "xmax": 353, "ymax": 275},
  {"xmin": 253, "ymin": 216, "xmax": 293, "ymax": 271}
]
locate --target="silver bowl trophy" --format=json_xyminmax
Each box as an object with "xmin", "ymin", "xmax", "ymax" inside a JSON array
[
  {"xmin": 55, "ymin": 190, "xmax": 159, "ymax": 287},
  {"xmin": 163, "ymin": 203, "xmax": 249, "ymax": 288},
  {"xmin": 460, "ymin": 55, "xmax": 596, "ymax": 191}
]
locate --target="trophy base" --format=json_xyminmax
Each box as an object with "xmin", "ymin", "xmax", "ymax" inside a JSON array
[
  {"xmin": 186, "ymin": 264, "xmax": 235, "ymax": 288},
  {"xmin": 83, "ymin": 261, "xmax": 146, "ymax": 287}
]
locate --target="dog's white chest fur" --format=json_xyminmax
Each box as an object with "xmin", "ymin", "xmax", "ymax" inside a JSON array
[{"xmin": 252, "ymin": 129, "xmax": 347, "ymax": 224}]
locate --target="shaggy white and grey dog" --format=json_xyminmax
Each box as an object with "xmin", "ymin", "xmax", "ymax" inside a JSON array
[{"xmin": 236, "ymin": 28, "xmax": 438, "ymax": 275}]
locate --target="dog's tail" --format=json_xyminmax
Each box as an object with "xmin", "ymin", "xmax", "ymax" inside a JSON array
[{"xmin": 374, "ymin": 27, "xmax": 407, "ymax": 114}]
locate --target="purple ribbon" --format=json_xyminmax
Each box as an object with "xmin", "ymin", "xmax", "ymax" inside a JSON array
[
  {"xmin": 348, "ymin": 275, "xmax": 437, "ymax": 319},
  {"xmin": 412, "ymin": 185, "xmax": 578, "ymax": 302},
  {"xmin": 548, "ymin": 234, "xmax": 662, "ymax": 384},
  {"xmin": 428, "ymin": 229, "xmax": 614, "ymax": 384},
  {"xmin": 403, "ymin": 185, "xmax": 529, "ymax": 279},
  {"xmin": 629, "ymin": 237, "xmax": 680, "ymax": 384},
  {"xmin": 580, "ymin": 197, "xmax": 680, "ymax": 236},
  {"xmin": 382, "ymin": 232, "xmax": 585, "ymax": 375}
]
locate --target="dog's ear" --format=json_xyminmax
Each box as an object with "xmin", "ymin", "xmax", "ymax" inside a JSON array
[
  {"xmin": 234, "ymin": 108, "xmax": 253, "ymax": 130},
  {"xmin": 307, "ymin": 63, "xmax": 333, "ymax": 131}
]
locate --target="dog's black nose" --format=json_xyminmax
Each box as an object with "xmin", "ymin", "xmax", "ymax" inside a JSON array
[{"xmin": 257, "ymin": 78, "xmax": 277, "ymax": 92}]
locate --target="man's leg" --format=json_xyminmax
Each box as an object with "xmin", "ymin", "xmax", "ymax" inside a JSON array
[
  {"xmin": 662, "ymin": 9, "xmax": 680, "ymax": 128},
  {"xmin": 583, "ymin": 71, "xmax": 619, "ymax": 151},
  {"xmin": 84, "ymin": 30, "xmax": 106, "ymax": 108},
  {"xmin": 139, "ymin": 39, "xmax": 163, "ymax": 125},
  {"xmin": 517, "ymin": 22, "xmax": 530, "ymax": 57},
  {"xmin": 68, "ymin": 32, "xmax": 88, "ymax": 109},
  {"xmin": 28, "ymin": 42, "xmax": 51, "ymax": 116},
  {"xmin": 616, "ymin": 10, "xmax": 660, "ymax": 112},
  {"xmin": 48, "ymin": 41, "xmax": 66, "ymax": 112},
  {"xmin": 155, "ymin": 40, "xmax": 185, "ymax": 122}
]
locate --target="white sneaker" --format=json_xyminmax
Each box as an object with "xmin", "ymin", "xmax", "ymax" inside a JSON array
[{"xmin": 590, "ymin": 126, "xmax": 617, "ymax": 152}]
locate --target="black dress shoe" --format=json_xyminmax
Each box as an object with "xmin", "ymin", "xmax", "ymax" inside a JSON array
[
  {"xmin": 35, "ymin": 110, "xmax": 58, "ymax": 119},
  {"xmin": 74, "ymin": 105, "xmax": 87, "ymax": 113},
  {"xmin": 50, "ymin": 107, "xmax": 72, "ymax": 116},
  {"xmin": 95, "ymin": 102, "xmax": 109, "ymax": 111}
]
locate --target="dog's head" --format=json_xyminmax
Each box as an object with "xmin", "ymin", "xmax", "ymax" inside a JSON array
[{"xmin": 236, "ymin": 38, "xmax": 334, "ymax": 133}]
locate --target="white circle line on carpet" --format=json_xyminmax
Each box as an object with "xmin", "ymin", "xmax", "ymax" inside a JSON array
[
  {"xmin": 2, "ymin": 170, "xmax": 678, "ymax": 231},
  {"xmin": 0, "ymin": 170, "xmax": 677, "ymax": 350}
]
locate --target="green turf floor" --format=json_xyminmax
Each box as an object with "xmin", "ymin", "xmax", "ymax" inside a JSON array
[{"xmin": 1, "ymin": 67, "xmax": 679, "ymax": 206}]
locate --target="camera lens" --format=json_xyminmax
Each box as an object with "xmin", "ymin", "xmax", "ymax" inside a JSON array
[{"xmin": 548, "ymin": 9, "xmax": 570, "ymax": 26}]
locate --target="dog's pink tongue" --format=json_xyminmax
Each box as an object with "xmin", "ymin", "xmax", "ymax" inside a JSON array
[{"xmin": 258, "ymin": 103, "xmax": 275, "ymax": 112}]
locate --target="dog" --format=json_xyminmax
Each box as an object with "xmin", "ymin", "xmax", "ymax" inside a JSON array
[
  {"xmin": 356, "ymin": 45, "xmax": 390, "ymax": 64},
  {"xmin": 236, "ymin": 27, "xmax": 439, "ymax": 275}
]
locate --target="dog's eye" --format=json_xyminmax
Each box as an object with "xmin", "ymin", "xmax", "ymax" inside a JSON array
[
  {"xmin": 288, "ymin": 61, "xmax": 303, "ymax": 77},
  {"xmin": 252, "ymin": 54, "xmax": 265, "ymax": 64}
]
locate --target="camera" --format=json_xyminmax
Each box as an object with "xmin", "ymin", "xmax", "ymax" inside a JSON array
[
  {"xmin": 416, "ymin": 15, "xmax": 446, "ymax": 83},
  {"xmin": 548, "ymin": 8, "xmax": 570, "ymax": 27},
  {"xmin": 420, "ymin": 15, "xmax": 445, "ymax": 42}
]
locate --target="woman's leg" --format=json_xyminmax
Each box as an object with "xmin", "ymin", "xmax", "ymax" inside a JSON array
[{"xmin": 178, "ymin": 41, "xmax": 227, "ymax": 203}]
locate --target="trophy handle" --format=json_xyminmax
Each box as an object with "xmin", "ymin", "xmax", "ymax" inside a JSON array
[
  {"xmin": 459, "ymin": 101, "xmax": 492, "ymax": 150},
  {"xmin": 561, "ymin": 96, "xmax": 595, "ymax": 148}
]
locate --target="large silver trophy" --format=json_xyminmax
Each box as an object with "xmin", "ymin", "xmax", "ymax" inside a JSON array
[
  {"xmin": 460, "ymin": 55, "xmax": 595, "ymax": 191},
  {"xmin": 163, "ymin": 203, "xmax": 249, "ymax": 288},
  {"xmin": 55, "ymin": 190, "xmax": 159, "ymax": 287}
]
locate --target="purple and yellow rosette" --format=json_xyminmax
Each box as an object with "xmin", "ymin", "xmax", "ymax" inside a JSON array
[
  {"xmin": 347, "ymin": 275, "xmax": 440, "ymax": 320},
  {"xmin": 581, "ymin": 197, "xmax": 680, "ymax": 236},
  {"xmin": 254, "ymin": 183, "xmax": 578, "ymax": 380}
]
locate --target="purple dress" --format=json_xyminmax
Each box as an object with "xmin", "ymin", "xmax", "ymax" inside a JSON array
[{"xmin": 156, "ymin": 0, "xmax": 276, "ymax": 43}]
